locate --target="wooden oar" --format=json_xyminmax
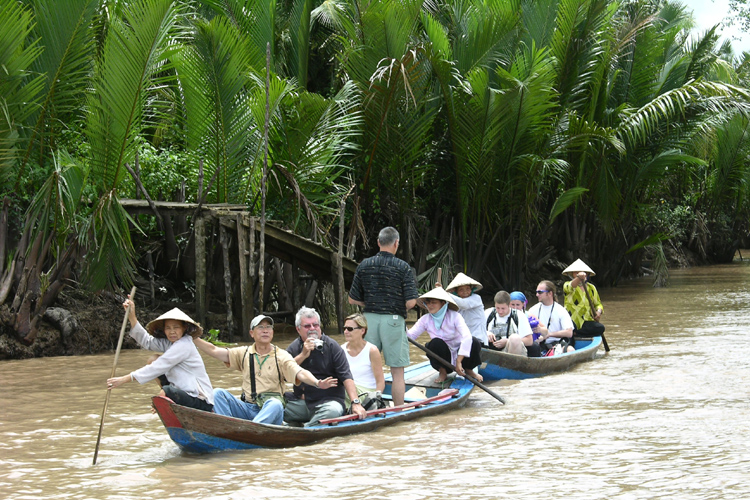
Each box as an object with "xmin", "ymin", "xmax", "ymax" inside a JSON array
[
  {"xmin": 93, "ymin": 286, "xmax": 136, "ymax": 465},
  {"xmin": 580, "ymin": 280, "xmax": 610, "ymax": 352},
  {"xmin": 407, "ymin": 337, "xmax": 505, "ymax": 404},
  {"xmin": 319, "ymin": 389, "xmax": 459, "ymax": 425}
]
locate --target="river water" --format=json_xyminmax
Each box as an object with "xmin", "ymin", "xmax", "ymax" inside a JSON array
[{"xmin": 2, "ymin": 262, "xmax": 749, "ymax": 499}]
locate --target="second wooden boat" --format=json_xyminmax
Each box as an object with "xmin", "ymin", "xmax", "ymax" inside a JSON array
[
  {"xmin": 152, "ymin": 360, "xmax": 474, "ymax": 453},
  {"xmin": 479, "ymin": 336, "xmax": 602, "ymax": 381}
]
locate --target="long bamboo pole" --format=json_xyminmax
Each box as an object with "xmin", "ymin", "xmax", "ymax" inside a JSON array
[{"xmin": 93, "ymin": 286, "xmax": 136, "ymax": 465}]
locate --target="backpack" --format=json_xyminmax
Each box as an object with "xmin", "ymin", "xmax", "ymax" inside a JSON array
[
  {"xmin": 485, "ymin": 309, "xmax": 518, "ymax": 338},
  {"xmin": 349, "ymin": 391, "xmax": 387, "ymax": 413}
]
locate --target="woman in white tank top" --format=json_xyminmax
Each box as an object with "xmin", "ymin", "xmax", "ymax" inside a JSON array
[{"xmin": 342, "ymin": 313, "xmax": 385, "ymax": 399}]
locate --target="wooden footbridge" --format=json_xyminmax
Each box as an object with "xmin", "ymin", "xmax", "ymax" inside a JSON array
[{"xmin": 120, "ymin": 200, "xmax": 359, "ymax": 338}]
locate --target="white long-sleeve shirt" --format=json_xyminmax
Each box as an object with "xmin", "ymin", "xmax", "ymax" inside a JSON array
[
  {"xmin": 129, "ymin": 322, "xmax": 214, "ymax": 404},
  {"xmin": 452, "ymin": 294, "xmax": 487, "ymax": 344}
]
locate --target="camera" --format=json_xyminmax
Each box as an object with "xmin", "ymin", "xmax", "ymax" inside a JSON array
[{"xmin": 308, "ymin": 332, "xmax": 324, "ymax": 351}]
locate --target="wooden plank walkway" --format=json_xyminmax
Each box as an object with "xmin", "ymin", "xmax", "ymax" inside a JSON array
[{"xmin": 120, "ymin": 199, "xmax": 358, "ymax": 284}]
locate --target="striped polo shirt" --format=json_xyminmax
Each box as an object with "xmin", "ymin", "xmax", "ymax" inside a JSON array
[{"xmin": 349, "ymin": 251, "xmax": 419, "ymax": 318}]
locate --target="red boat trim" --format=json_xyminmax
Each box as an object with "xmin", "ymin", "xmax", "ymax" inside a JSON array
[
  {"xmin": 152, "ymin": 396, "xmax": 183, "ymax": 429},
  {"xmin": 319, "ymin": 388, "xmax": 459, "ymax": 425}
]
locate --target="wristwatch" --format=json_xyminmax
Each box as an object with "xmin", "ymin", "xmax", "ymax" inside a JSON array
[{"xmin": 351, "ymin": 398, "xmax": 361, "ymax": 405}]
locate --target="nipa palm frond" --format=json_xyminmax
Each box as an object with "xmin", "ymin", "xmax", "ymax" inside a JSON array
[
  {"xmin": 86, "ymin": 0, "xmax": 184, "ymax": 192},
  {"xmin": 0, "ymin": 0, "xmax": 44, "ymax": 189}
]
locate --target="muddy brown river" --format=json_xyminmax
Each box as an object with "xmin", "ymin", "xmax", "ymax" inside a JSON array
[{"xmin": 2, "ymin": 262, "xmax": 749, "ymax": 499}]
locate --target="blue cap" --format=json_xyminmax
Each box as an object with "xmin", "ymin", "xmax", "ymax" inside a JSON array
[{"xmin": 510, "ymin": 291, "xmax": 527, "ymax": 303}]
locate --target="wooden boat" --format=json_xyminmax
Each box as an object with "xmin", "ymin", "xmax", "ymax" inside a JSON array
[
  {"xmin": 479, "ymin": 336, "xmax": 602, "ymax": 381},
  {"xmin": 152, "ymin": 361, "xmax": 474, "ymax": 453}
]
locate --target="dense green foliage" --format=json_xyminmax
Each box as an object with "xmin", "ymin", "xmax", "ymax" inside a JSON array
[{"xmin": 2, "ymin": 0, "xmax": 750, "ymax": 339}]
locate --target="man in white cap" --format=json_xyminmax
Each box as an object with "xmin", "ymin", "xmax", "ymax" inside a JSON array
[
  {"xmin": 562, "ymin": 259, "xmax": 605, "ymax": 337},
  {"xmin": 194, "ymin": 314, "xmax": 335, "ymax": 425}
]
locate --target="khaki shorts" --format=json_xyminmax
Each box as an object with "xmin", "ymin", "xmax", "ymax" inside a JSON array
[
  {"xmin": 503, "ymin": 342, "xmax": 528, "ymax": 356},
  {"xmin": 364, "ymin": 313, "xmax": 410, "ymax": 368}
]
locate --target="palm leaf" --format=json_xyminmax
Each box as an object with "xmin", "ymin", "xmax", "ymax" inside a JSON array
[
  {"xmin": 16, "ymin": 0, "xmax": 98, "ymax": 185},
  {"xmin": 25, "ymin": 149, "xmax": 87, "ymax": 258},
  {"xmin": 549, "ymin": 186, "xmax": 588, "ymax": 222},
  {"xmin": 84, "ymin": 0, "xmax": 183, "ymax": 289},
  {"xmin": 175, "ymin": 16, "xmax": 256, "ymax": 203},
  {"xmin": 0, "ymin": 0, "xmax": 44, "ymax": 189},
  {"xmin": 86, "ymin": 0, "xmax": 184, "ymax": 191}
]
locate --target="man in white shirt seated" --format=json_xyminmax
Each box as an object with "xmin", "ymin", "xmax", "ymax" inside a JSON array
[{"xmin": 527, "ymin": 280, "xmax": 576, "ymax": 354}]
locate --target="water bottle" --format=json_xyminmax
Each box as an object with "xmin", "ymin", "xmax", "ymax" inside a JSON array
[{"xmin": 529, "ymin": 315, "xmax": 541, "ymax": 342}]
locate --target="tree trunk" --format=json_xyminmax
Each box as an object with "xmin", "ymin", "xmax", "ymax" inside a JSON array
[
  {"xmin": 0, "ymin": 196, "xmax": 9, "ymax": 277},
  {"xmin": 304, "ymin": 280, "xmax": 318, "ymax": 308}
]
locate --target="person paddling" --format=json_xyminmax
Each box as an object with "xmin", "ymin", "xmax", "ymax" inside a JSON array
[
  {"xmin": 106, "ymin": 298, "xmax": 214, "ymax": 412},
  {"xmin": 407, "ymin": 287, "xmax": 483, "ymax": 383}
]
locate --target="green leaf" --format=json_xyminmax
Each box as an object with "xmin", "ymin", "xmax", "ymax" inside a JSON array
[{"xmin": 549, "ymin": 186, "xmax": 588, "ymax": 222}]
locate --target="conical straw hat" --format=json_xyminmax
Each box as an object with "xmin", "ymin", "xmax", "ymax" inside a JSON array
[
  {"xmin": 417, "ymin": 287, "xmax": 459, "ymax": 312},
  {"xmin": 445, "ymin": 272, "xmax": 483, "ymax": 294},
  {"xmin": 146, "ymin": 308, "xmax": 203, "ymax": 338},
  {"xmin": 562, "ymin": 258, "xmax": 596, "ymax": 278}
]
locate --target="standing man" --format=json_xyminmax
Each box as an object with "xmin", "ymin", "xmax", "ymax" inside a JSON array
[
  {"xmin": 285, "ymin": 307, "xmax": 367, "ymax": 426},
  {"xmin": 348, "ymin": 226, "xmax": 419, "ymax": 407},
  {"xmin": 562, "ymin": 258, "xmax": 605, "ymax": 337},
  {"xmin": 194, "ymin": 314, "xmax": 334, "ymax": 425}
]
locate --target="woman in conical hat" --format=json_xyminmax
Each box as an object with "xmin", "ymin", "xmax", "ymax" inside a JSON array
[
  {"xmin": 407, "ymin": 287, "xmax": 484, "ymax": 383},
  {"xmin": 444, "ymin": 272, "xmax": 487, "ymax": 345},
  {"xmin": 106, "ymin": 297, "xmax": 215, "ymax": 412}
]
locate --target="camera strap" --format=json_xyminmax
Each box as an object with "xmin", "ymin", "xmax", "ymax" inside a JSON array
[
  {"xmin": 249, "ymin": 351, "xmax": 257, "ymax": 402},
  {"xmin": 540, "ymin": 303, "xmax": 553, "ymax": 329},
  {"xmin": 504, "ymin": 310, "xmax": 518, "ymax": 338},
  {"xmin": 242, "ymin": 345, "xmax": 283, "ymax": 403},
  {"xmin": 240, "ymin": 345, "xmax": 257, "ymax": 402}
]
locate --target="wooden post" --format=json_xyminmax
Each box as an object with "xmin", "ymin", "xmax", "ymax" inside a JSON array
[
  {"xmin": 249, "ymin": 217, "xmax": 256, "ymax": 321},
  {"xmin": 333, "ymin": 196, "xmax": 346, "ymax": 333},
  {"xmin": 292, "ymin": 258, "xmax": 300, "ymax": 313},
  {"xmin": 331, "ymin": 252, "xmax": 343, "ymax": 333},
  {"xmin": 195, "ymin": 215, "xmax": 207, "ymax": 327},
  {"xmin": 147, "ymin": 250, "xmax": 156, "ymax": 307},
  {"xmin": 219, "ymin": 223, "xmax": 235, "ymax": 342},
  {"xmin": 236, "ymin": 214, "xmax": 251, "ymax": 340}
]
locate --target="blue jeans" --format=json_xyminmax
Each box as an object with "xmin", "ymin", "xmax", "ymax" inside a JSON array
[
  {"xmin": 284, "ymin": 399, "xmax": 344, "ymax": 427},
  {"xmin": 212, "ymin": 388, "xmax": 284, "ymax": 425}
]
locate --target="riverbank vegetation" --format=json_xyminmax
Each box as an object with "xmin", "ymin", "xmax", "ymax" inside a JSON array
[{"xmin": 2, "ymin": 0, "xmax": 749, "ymax": 356}]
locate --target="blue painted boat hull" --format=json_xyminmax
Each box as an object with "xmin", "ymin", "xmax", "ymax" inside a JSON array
[
  {"xmin": 153, "ymin": 361, "xmax": 473, "ymax": 453},
  {"xmin": 479, "ymin": 336, "xmax": 602, "ymax": 381}
]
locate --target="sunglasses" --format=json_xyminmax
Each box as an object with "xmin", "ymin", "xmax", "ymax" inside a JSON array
[
  {"xmin": 535, "ymin": 290, "xmax": 549, "ymax": 294},
  {"xmin": 343, "ymin": 326, "xmax": 363, "ymax": 332}
]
